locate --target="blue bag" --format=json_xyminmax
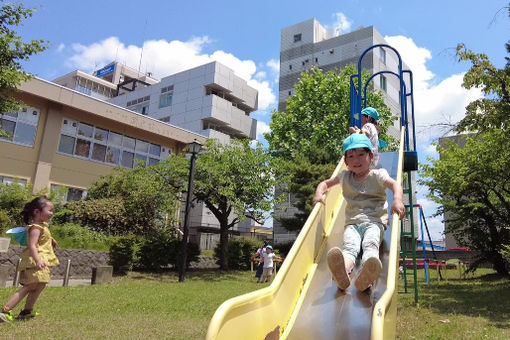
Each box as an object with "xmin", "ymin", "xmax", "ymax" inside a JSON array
[{"xmin": 6, "ymin": 227, "xmax": 27, "ymax": 246}]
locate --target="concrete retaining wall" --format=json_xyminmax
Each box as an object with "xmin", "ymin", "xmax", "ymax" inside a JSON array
[
  {"xmin": 0, "ymin": 247, "xmax": 219, "ymax": 280},
  {"xmin": 0, "ymin": 245, "xmax": 109, "ymax": 279}
]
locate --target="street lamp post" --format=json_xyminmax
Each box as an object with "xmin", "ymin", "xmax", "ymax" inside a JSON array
[{"xmin": 179, "ymin": 140, "xmax": 202, "ymax": 282}]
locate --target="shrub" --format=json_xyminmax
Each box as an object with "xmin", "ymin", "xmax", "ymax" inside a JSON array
[
  {"xmin": 214, "ymin": 237, "xmax": 261, "ymax": 270},
  {"xmin": 51, "ymin": 208, "xmax": 74, "ymax": 225},
  {"xmin": 67, "ymin": 198, "xmax": 128, "ymax": 235},
  {"xmin": 109, "ymin": 235, "xmax": 141, "ymax": 274},
  {"xmin": 0, "ymin": 182, "xmax": 34, "ymax": 233},
  {"xmin": 137, "ymin": 227, "xmax": 178, "ymax": 270},
  {"xmin": 50, "ymin": 223, "xmax": 112, "ymax": 251},
  {"xmin": 177, "ymin": 241, "xmax": 200, "ymax": 270},
  {"xmin": 274, "ymin": 240, "xmax": 295, "ymax": 258},
  {"xmin": 109, "ymin": 229, "xmax": 201, "ymax": 273}
]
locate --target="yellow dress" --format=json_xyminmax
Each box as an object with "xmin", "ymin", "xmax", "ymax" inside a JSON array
[{"xmin": 19, "ymin": 222, "xmax": 59, "ymax": 284}]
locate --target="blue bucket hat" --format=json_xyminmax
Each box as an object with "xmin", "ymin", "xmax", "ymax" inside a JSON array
[
  {"xmin": 343, "ymin": 133, "xmax": 372, "ymax": 153},
  {"xmin": 266, "ymin": 245, "xmax": 273, "ymax": 250},
  {"xmin": 361, "ymin": 107, "xmax": 380, "ymax": 120}
]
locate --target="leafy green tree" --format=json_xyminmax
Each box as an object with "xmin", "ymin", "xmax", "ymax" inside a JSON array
[
  {"xmin": 277, "ymin": 147, "xmax": 336, "ymax": 232},
  {"xmin": 0, "ymin": 2, "xmax": 48, "ymax": 137},
  {"xmin": 419, "ymin": 131, "xmax": 510, "ymax": 275},
  {"xmin": 0, "ymin": 181, "xmax": 65, "ymax": 234},
  {"xmin": 419, "ymin": 23, "xmax": 510, "ymax": 275},
  {"xmin": 265, "ymin": 65, "xmax": 397, "ymax": 232},
  {"xmin": 73, "ymin": 154, "xmax": 189, "ymax": 235},
  {"xmin": 193, "ymin": 139, "xmax": 284, "ymax": 270},
  {"xmin": 265, "ymin": 65, "xmax": 397, "ymax": 163},
  {"xmin": 455, "ymin": 43, "xmax": 510, "ymax": 133}
]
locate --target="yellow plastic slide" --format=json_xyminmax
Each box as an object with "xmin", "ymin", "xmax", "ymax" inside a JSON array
[{"xmin": 206, "ymin": 128, "xmax": 405, "ymax": 340}]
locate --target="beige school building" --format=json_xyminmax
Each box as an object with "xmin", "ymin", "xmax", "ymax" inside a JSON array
[{"xmin": 0, "ymin": 77, "xmax": 205, "ymax": 198}]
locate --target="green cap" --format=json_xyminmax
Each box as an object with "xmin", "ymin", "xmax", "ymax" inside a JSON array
[
  {"xmin": 343, "ymin": 133, "xmax": 372, "ymax": 153},
  {"xmin": 361, "ymin": 107, "xmax": 380, "ymax": 120}
]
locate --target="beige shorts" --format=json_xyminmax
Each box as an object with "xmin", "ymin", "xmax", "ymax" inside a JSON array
[
  {"xmin": 20, "ymin": 267, "xmax": 51, "ymax": 285},
  {"xmin": 262, "ymin": 267, "xmax": 273, "ymax": 277}
]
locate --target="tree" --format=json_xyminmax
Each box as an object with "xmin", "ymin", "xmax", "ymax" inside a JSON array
[
  {"xmin": 72, "ymin": 154, "xmax": 189, "ymax": 235},
  {"xmin": 420, "ymin": 33, "xmax": 510, "ymax": 275},
  {"xmin": 0, "ymin": 2, "xmax": 48, "ymax": 137},
  {"xmin": 265, "ymin": 65, "xmax": 397, "ymax": 164},
  {"xmin": 455, "ymin": 43, "xmax": 510, "ymax": 133},
  {"xmin": 265, "ymin": 65, "xmax": 398, "ymax": 232},
  {"xmin": 193, "ymin": 139, "xmax": 284, "ymax": 270},
  {"xmin": 276, "ymin": 147, "xmax": 336, "ymax": 232},
  {"xmin": 419, "ymin": 131, "xmax": 510, "ymax": 275}
]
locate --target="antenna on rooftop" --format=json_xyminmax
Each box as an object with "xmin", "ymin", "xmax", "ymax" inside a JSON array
[{"xmin": 138, "ymin": 18, "xmax": 148, "ymax": 76}]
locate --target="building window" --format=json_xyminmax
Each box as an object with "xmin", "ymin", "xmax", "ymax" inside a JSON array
[
  {"xmin": 289, "ymin": 64, "xmax": 292, "ymax": 70},
  {"xmin": 127, "ymin": 95, "xmax": 150, "ymax": 115},
  {"xmin": 288, "ymin": 91, "xmax": 291, "ymax": 96},
  {"xmin": 315, "ymin": 57, "xmax": 318, "ymax": 63},
  {"xmin": 0, "ymin": 176, "xmax": 27, "ymax": 187},
  {"xmin": 50, "ymin": 184, "xmax": 87, "ymax": 202},
  {"xmin": 0, "ymin": 107, "xmax": 40, "ymax": 147},
  {"xmin": 159, "ymin": 85, "xmax": 174, "ymax": 108},
  {"xmin": 380, "ymin": 47, "xmax": 386, "ymax": 64},
  {"xmin": 293, "ymin": 33, "xmax": 302, "ymax": 43},
  {"xmin": 380, "ymin": 75, "xmax": 387, "ymax": 92},
  {"xmin": 57, "ymin": 117, "xmax": 169, "ymax": 169}
]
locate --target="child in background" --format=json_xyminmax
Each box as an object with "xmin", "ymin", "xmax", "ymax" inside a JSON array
[
  {"xmin": 254, "ymin": 240, "xmax": 268, "ymax": 283},
  {"xmin": 350, "ymin": 107, "xmax": 381, "ymax": 168},
  {"xmin": 313, "ymin": 134, "xmax": 405, "ymax": 291},
  {"xmin": 261, "ymin": 246, "xmax": 281, "ymax": 284},
  {"xmin": 0, "ymin": 196, "xmax": 59, "ymax": 322}
]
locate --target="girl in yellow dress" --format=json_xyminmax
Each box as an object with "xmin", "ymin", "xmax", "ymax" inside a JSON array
[{"xmin": 0, "ymin": 196, "xmax": 59, "ymax": 322}]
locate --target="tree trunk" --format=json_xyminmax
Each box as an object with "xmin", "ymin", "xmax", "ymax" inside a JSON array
[
  {"xmin": 491, "ymin": 251, "xmax": 509, "ymax": 276},
  {"xmin": 219, "ymin": 223, "xmax": 229, "ymax": 270}
]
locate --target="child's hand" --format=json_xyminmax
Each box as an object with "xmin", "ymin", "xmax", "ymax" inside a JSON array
[
  {"xmin": 391, "ymin": 200, "xmax": 405, "ymax": 220},
  {"xmin": 349, "ymin": 126, "xmax": 360, "ymax": 134},
  {"xmin": 313, "ymin": 193, "xmax": 325, "ymax": 205},
  {"xmin": 36, "ymin": 259, "xmax": 47, "ymax": 270}
]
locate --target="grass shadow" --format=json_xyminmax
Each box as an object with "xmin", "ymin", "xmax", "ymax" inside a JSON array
[{"xmin": 417, "ymin": 274, "xmax": 510, "ymax": 329}]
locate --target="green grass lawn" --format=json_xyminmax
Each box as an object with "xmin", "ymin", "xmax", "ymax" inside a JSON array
[
  {"xmin": 0, "ymin": 268, "xmax": 508, "ymax": 339},
  {"xmin": 0, "ymin": 271, "xmax": 263, "ymax": 340},
  {"xmin": 397, "ymin": 268, "xmax": 510, "ymax": 340}
]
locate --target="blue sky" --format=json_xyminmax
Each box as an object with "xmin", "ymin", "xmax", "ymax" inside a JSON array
[{"xmin": 16, "ymin": 0, "xmax": 509, "ymax": 240}]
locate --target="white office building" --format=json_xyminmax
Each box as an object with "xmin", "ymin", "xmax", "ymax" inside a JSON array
[{"xmin": 54, "ymin": 60, "xmax": 260, "ymax": 249}]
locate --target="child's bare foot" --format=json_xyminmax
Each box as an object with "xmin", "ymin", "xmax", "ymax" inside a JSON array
[
  {"xmin": 355, "ymin": 257, "xmax": 382, "ymax": 291},
  {"xmin": 327, "ymin": 247, "xmax": 350, "ymax": 290}
]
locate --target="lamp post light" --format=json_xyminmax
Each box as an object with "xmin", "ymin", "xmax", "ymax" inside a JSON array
[{"xmin": 179, "ymin": 140, "xmax": 202, "ymax": 282}]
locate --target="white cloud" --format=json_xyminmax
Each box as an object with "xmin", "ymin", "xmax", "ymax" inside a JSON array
[
  {"xmin": 266, "ymin": 59, "xmax": 279, "ymax": 73},
  {"xmin": 385, "ymin": 35, "xmax": 483, "ymax": 143},
  {"xmin": 331, "ymin": 12, "xmax": 352, "ymax": 34},
  {"xmin": 266, "ymin": 59, "xmax": 280, "ymax": 84},
  {"xmin": 423, "ymin": 143, "xmax": 438, "ymax": 158},
  {"xmin": 255, "ymin": 71, "xmax": 266, "ymax": 80},
  {"xmin": 256, "ymin": 120, "xmax": 271, "ymax": 141},
  {"xmin": 56, "ymin": 43, "xmax": 65, "ymax": 53},
  {"xmin": 66, "ymin": 36, "xmax": 276, "ymax": 110}
]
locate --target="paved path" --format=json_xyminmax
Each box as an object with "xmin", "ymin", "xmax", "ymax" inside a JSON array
[{"xmin": 5, "ymin": 278, "xmax": 91, "ymax": 288}]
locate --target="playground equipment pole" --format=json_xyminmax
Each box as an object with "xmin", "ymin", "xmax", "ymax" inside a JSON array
[{"xmin": 420, "ymin": 205, "xmax": 443, "ymax": 280}]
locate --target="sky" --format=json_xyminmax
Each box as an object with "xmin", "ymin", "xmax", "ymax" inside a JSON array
[{"xmin": 14, "ymin": 0, "xmax": 510, "ymax": 240}]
